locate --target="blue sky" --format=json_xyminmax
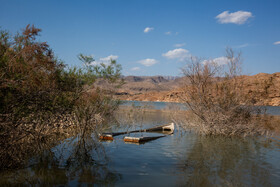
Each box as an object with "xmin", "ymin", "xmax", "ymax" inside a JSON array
[{"xmin": 1, "ymin": 0, "xmax": 279, "ymax": 76}]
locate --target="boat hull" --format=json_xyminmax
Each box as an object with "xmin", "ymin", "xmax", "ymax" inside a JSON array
[{"xmin": 124, "ymin": 135, "xmax": 165, "ymax": 143}]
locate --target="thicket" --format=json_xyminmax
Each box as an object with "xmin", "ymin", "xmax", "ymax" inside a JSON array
[
  {"xmin": 180, "ymin": 48, "xmax": 269, "ymax": 137},
  {"xmin": 0, "ymin": 25, "xmax": 122, "ymax": 170}
]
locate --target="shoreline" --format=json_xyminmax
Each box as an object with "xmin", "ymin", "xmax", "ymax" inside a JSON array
[
  {"xmin": 119, "ymin": 99, "xmax": 280, "ymax": 107},
  {"xmin": 118, "ymin": 99, "xmax": 280, "ymax": 116}
]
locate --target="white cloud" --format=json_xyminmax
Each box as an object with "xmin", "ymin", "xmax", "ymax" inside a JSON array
[
  {"xmin": 131, "ymin": 67, "xmax": 141, "ymax": 71},
  {"xmin": 162, "ymin": 48, "xmax": 190, "ymax": 61},
  {"xmin": 274, "ymin": 41, "xmax": 280, "ymax": 45},
  {"xmin": 99, "ymin": 55, "xmax": 118, "ymax": 62},
  {"xmin": 144, "ymin": 27, "xmax": 154, "ymax": 33},
  {"xmin": 92, "ymin": 55, "xmax": 118, "ymax": 65},
  {"xmin": 216, "ymin": 10, "xmax": 253, "ymax": 24},
  {"xmin": 165, "ymin": 31, "xmax": 171, "ymax": 35},
  {"xmin": 138, "ymin": 58, "xmax": 158, "ymax": 67},
  {"xmin": 202, "ymin": 57, "xmax": 229, "ymax": 66},
  {"xmin": 213, "ymin": 57, "xmax": 229, "ymax": 65},
  {"xmin": 174, "ymin": 43, "xmax": 186, "ymax": 47}
]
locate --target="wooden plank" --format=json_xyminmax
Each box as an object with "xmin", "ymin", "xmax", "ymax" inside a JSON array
[{"xmin": 123, "ymin": 137, "xmax": 140, "ymax": 143}]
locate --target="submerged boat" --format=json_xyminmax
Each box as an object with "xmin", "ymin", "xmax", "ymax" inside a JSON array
[
  {"xmin": 99, "ymin": 123, "xmax": 174, "ymax": 140},
  {"xmin": 123, "ymin": 135, "xmax": 166, "ymax": 143}
]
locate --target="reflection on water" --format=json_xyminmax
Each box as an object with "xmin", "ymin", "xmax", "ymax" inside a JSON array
[
  {"xmin": 177, "ymin": 135, "xmax": 279, "ymax": 186},
  {"xmin": 1, "ymin": 106, "xmax": 280, "ymax": 186},
  {"xmin": 0, "ymin": 134, "xmax": 121, "ymax": 186}
]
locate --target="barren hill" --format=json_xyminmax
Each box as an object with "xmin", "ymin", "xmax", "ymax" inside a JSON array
[
  {"xmin": 112, "ymin": 73, "xmax": 280, "ymax": 106},
  {"xmin": 115, "ymin": 76, "xmax": 185, "ymax": 94}
]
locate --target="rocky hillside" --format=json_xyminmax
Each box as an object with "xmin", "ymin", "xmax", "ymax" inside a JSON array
[
  {"xmin": 115, "ymin": 76, "xmax": 185, "ymax": 94},
  {"xmin": 240, "ymin": 73, "xmax": 280, "ymax": 106},
  {"xmin": 113, "ymin": 73, "xmax": 280, "ymax": 106}
]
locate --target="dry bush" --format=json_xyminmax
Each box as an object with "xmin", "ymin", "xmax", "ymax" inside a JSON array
[{"xmin": 179, "ymin": 48, "xmax": 270, "ymax": 137}]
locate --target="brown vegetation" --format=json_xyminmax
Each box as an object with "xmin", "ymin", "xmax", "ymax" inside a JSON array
[{"xmin": 0, "ymin": 25, "xmax": 122, "ymax": 171}]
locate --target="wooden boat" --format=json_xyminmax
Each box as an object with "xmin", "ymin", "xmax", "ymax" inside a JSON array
[
  {"xmin": 99, "ymin": 123, "xmax": 174, "ymax": 140},
  {"xmin": 123, "ymin": 135, "xmax": 166, "ymax": 143}
]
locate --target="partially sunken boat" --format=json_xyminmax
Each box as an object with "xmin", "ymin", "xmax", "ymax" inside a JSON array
[
  {"xmin": 99, "ymin": 123, "xmax": 174, "ymax": 141},
  {"xmin": 123, "ymin": 135, "xmax": 166, "ymax": 143}
]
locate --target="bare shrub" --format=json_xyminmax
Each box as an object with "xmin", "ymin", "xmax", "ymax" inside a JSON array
[{"xmin": 179, "ymin": 48, "xmax": 269, "ymax": 137}]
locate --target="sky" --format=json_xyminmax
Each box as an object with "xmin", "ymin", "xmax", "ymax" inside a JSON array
[{"xmin": 0, "ymin": 0, "xmax": 280, "ymax": 76}]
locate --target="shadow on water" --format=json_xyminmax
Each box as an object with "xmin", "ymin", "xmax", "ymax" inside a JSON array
[
  {"xmin": 0, "ymin": 133, "xmax": 121, "ymax": 186},
  {"xmin": 177, "ymin": 135, "xmax": 279, "ymax": 187}
]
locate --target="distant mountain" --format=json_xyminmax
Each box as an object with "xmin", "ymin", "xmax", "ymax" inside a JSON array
[
  {"xmin": 124, "ymin": 76, "xmax": 177, "ymax": 83},
  {"xmin": 117, "ymin": 76, "xmax": 184, "ymax": 93},
  {"xmin": 124, "ymin": 76, "xmax": 144, "ymax": 82},
  {"xmin": 162, "ymin": 76, "xmax": 180, "ymax": 80},
  {"xmin": 114, "ymin": 73, "xmax": 280, "ymax": 106}
]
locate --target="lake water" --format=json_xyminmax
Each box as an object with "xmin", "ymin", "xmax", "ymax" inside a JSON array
[
  {"xmin": 122, "ymin": 100, "xmax": 280, "ymax": 115},
  {"xmin": 1, "ymin": 102, "xmax": 280, "ymax": 186}
]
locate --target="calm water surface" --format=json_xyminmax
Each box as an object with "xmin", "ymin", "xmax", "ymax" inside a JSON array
[
  {"xmin": 1, "ymin": 102, "xmax": 280, "ymax": 186},
  {"xmin": 123, "ymin": 100, "xmax": 280, "ymax": 115}
]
